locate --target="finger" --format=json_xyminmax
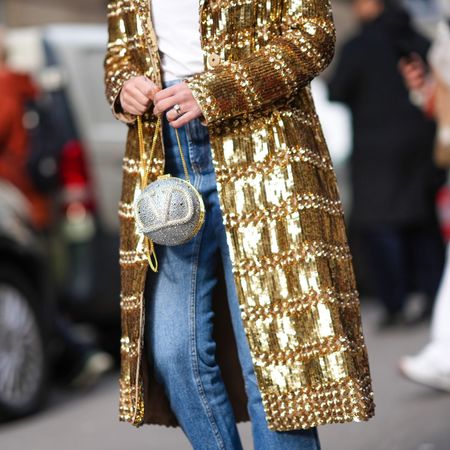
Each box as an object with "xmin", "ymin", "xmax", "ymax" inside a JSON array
[
  {"xmin": 170, "ymin": 111, "xmax": 196, "ymax": 129},
  {"xmin": 135, "ymin": 77, "xmax": 159, "ymax": 99},
  {"xmin": 128, "ymin": 87, "xmax": 152, "ymax": 107},
  {"xmin": 154, "ymin": 95, "xmax": 183, "ymax": 116},
  {"xmin": 166, "ymin": 107, "xmax": 183, "ymax": 123},
  {"xmin": 153, "ymin": 84, "xmax": 185, "ymax": 105},
  {"xmin": 401, "ymin": 63, "xmax": 418, "ymax": 77},
  {"xmin": 123, "ymin": 97, "xmax": 148, "ymax": 116},
  {"xmin": 121, "ymin": 102, "xmax": 140, "ymax": 116}
]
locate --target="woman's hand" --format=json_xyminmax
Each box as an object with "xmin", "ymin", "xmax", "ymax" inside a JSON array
[
  {"xmin": 120, "ymin": 76, "xmax": 159, "ymax": 116},
  {"xmin": 399, "ymin": 54, "xmax": 435, "ymax": 112},
  {"xmin": 153, "ymin": 82, "xmax": 203, "ymax": 128},
  {"xmin": 399, "ymin": 54, "xmax": 427, "ymax": 91}
]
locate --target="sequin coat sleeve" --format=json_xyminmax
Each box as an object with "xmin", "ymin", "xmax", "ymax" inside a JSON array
[
  {"xmin": 105, "ymin": 0, "xmax": 375, "ymax": 432},
  {"xmin": 187, "ymin": 0, "xmax": 335, "ymax": 124}
]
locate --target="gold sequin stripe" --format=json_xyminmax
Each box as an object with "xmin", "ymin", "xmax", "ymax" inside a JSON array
[
  {"xmin": 241, "ymin": 289, "xmax": 360, "ymax": 320},
  {"xmin": 208, "ymin": 0, "xmax": 254, "ymax": 11},
  {"xmin": 119, "ymin": 249, "xmax": 148, "ymax": 266},
  {"xmin": 199, "ymin": 103, "xmax": 318, "ymax": 136},
  {"xmin": 228, "ymin": 110, "xmax": 310, "ymax": 136},
  {"xmin": 234, "ymin": 242, "xmax": 352, "ymax": 276},
  {"xmin": 118, "ymin": 0, "xmax": 136, "ymax": 16},
  {"xmin": 255, "ymin": 41, "xmax": 298, "ymax": 96},
  {"xmin": 122, "ymin": 156, "xmax": 165, "ymax": 175},
  {"xmin": 283, "ymin": 18, "xmax": 336, "ymax": 71},
  {"xmin": 118, "ymin": 201, "xmax": 135, "ymax": 219},
  {"xmin": 119, "ymin": 380, "xmax": 145, "ymax": 423},
  {"xmin": 120, "ymin": 294, "xmax": 142, "ymax": 311},
  {"xmin": 187, "ymin": 72, "xmax": 224, "ymax": 124},
  {"xmin": 120, "ymin": 337, "xmax": 140, "ymax": 358},
  {"xmin": 284, "ymin": 30, "xmax": 324, "ymax": 69},
  {"xmin": 262, "ymin": 377, "xmax": 374, "ymax": 431},
  {"xmin": 105, "ymin": 38, "xmax": 130, "ymax": 52},
  {"xmin": 252, "ymin": 45, "xmax": 297, "ymax": 104},
  {"xmin": 224, "ymin": 194, "xmax": 344, "ymax": 229},
  {"xmin": 224, "ymin": 193, "xmax": 343, "ymax": 229},
  {"xmin": 260, "ymin": 43, "xmax": 299, "ymax": 94},
  {"xmin": 206, "ymin": 27, "xmax": 271, "ymax": 51},
  {"xmin": 123, "ymin": 35, "xmax": 146, "ymax": 48},
  {"xmin": 227, "ymin": 61, "xmax": 263, "ymax": 112},
  {"xmin": 251, "ymin": 335, "xmax": 367, "ymax": 366},
  {"xmin": 214, "ymin": 146, "xmax": 334, "ymax": 184},
  {"xmin": 278, "ymin": 107, "xmax": 319, "ymax": 128}
]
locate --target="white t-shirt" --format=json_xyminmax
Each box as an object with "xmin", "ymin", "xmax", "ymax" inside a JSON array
[
  {"xmin": 151, "ymin": 0, "xmax": 205, "ymax": 83},
  {"xmin": 429, "ymin": 21, "xmax": 450, "ymax": 87}
]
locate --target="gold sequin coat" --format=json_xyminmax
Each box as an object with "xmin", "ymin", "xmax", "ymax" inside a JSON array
[{"xmin": 104, "ymin": 0, "xmax": 375, "ymax": 431}]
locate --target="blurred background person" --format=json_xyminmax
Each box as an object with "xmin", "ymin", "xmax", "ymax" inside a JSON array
[
  {"xmin": 0, "ymin": 29, "xmax": 51, "ymax": 231},
  {"xmin": 399, "ymin": 10, "xmax": 450, "ymax": 391},
  {"xmin": 0, "ymin": 28, "xmax": 113, "ymax": 393},
  {"xmin": 328, "ymin": 0, "xmax": 446, "ymax": 329}
]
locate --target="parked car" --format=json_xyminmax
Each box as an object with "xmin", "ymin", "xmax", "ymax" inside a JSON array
[{"xmin": 0, "ymin": 181, "xmax": 51, "ymax": 419}]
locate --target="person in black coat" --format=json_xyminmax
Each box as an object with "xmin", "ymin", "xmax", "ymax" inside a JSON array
[{"xmin": 328, "ymin": 0, "xmax": 446, "ymax": 328}]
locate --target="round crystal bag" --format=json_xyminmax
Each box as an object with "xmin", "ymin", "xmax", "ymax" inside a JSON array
[
  {"xmin": 133, "ymin": 117, "xmax": 205, "ymax": 270},
  {"xmin": 134, "ymin": 175, "xmax": 205, "ymax": 246}
]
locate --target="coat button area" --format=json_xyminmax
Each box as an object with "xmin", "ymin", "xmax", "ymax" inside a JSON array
[{"xmin": 207, "ymin": 53, "xmax": 221, "ymax": 68}]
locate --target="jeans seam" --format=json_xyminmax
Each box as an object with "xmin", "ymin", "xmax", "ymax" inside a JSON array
[
  {"xmin": 188, "ymin": 174, "xmax": 226, "ymax": 450},
  {"xmin": 185, "ymin": 121, "xmax": 200, "ymax": 176}
]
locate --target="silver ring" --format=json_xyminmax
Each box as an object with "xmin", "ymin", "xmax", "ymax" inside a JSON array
[{"xmin": 173, "ymin": 103, "xmax": 182, "ymax": 117}]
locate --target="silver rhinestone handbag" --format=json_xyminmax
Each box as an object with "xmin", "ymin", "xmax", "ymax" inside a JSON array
[{"xmin": 133, "ymin": 117, "xmax": 205, "ymax": 271}]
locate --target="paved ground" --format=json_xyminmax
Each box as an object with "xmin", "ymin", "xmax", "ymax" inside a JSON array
[{"xmin": 1, "ymin": 304, "xmax": 450, "ymax": 450}]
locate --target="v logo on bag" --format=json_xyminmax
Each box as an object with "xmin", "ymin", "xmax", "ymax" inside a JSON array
[{"xmin": 138, "ymin": 186, "xmax": 195, "ymax": 233}]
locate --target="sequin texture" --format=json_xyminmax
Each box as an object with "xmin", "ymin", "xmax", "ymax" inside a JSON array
[{"xmin": 104, "ymin": 0, "xmax": 375, "ymax": 431}]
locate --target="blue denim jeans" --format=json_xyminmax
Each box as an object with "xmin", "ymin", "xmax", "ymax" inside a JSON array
[{"xmin": 145, "ymin": 79, "xmax": 320, "ymax": 450}]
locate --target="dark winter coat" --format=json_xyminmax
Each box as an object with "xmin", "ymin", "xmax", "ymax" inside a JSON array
[{"xmin": 329, "ymin": 10, "xmax": 445, "ymax": 228}]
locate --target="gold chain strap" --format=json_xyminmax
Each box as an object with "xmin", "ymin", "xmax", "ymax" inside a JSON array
[{"xmin": 136, "ymin": 115, "xmax": 190, "ymax": 272}]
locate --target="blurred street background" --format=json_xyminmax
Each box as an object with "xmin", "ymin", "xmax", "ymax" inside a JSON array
[{"xmin": 1, "ymin": 0, "xmax": 450, "ymax": 449}]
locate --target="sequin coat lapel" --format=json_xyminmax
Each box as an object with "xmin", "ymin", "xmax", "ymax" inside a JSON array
[{"xmin": 104, "ymin": 0, "xmax": 375, "ymax": 430}]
